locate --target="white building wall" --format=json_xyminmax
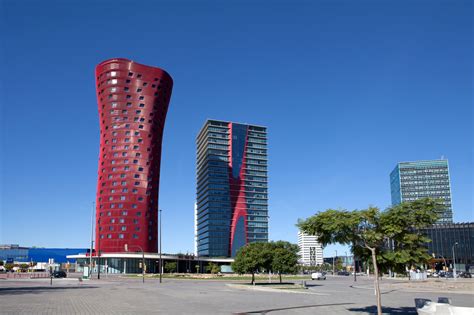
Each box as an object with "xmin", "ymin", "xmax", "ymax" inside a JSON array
[{"xmin": 298, "ymin": 231, "xmax": 323, "ymax": 266}]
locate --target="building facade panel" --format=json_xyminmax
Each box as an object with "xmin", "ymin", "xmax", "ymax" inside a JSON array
[
  {"xmin": 196, "ymin": 120, "xmax": 268, "ymax": 257},
  {"xmin": 421, "ymin": 222, "xmax": 473, "ymax": 270},
  {"xmin": 390, "ymin": 160, "xmax": 453, "ymax": 223},
  {"xmin": 95, "ymin": 58, "xmax": 173, "ymax": 253}
]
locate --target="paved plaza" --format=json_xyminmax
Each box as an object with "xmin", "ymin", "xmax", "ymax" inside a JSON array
[{"xmin": 0, "ymin": 275, "xmax": 473, "ymax": 314}]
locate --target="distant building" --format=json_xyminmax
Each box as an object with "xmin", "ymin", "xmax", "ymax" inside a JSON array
[
  {"xmin": 196, "ymin": 120, "xmax": 268, "ymax": 257},
  {"xmin": 390, "ymin": 159, "xmax": 453, "ymax": 223},
  {"xmin": 0, "ymin": 244, "xmax": 86, "ymax": 263},
  {"xmin": 297, "ymin": 231, "xmax": 323, "ymax": 266},
  {"xmin": 421, "ymin": 222, "xmax": 473, "ymax": 271}
]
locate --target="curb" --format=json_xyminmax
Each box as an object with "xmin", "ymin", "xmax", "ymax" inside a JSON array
[{"xmin": 226, "ymin": 283, "xmax": 329, "ymax": 295}]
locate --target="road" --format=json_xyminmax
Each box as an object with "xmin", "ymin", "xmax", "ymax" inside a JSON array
[{"xmin": 0, "ymin": 275, "xmax": 472, "ymax": 314}]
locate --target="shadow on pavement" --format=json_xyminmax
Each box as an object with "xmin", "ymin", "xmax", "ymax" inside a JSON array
[
  {"xmin": 348, "ymin": 305, "xmax": 417, "ymax": 314},
  {"xmin": 234, "ymin": 302, "xmax": 354, "ymax": 314},
  {"xmin": 0, "ymin": 286, "xmax": 98, "ymax": 296}
]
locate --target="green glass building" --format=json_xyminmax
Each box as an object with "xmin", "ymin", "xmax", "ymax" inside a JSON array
[{"xmin": 390, "ymin": 159, "xmax": 453, "ymax": 223}]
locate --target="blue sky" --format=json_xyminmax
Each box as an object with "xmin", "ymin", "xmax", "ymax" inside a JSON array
[{"xmin": 1, "ymin": 0, "xmax": 472, "ymax": 257}]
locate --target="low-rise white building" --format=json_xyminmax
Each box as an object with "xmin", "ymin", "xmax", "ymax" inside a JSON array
[{"xmin": 298, "ymin": 230, "xmax": 323, "ymax": 266}]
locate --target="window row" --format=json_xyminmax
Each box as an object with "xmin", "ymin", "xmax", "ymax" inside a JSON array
[{"xmin": 99, "ymin": 234, "xmax": 140, "ymax": 239}]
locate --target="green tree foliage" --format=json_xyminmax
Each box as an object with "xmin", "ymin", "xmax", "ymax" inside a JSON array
[
  {"xmin": 4, "ymin": 263, "xmax": 14, "ymax": 271},
  {"xmin": 0, "ymin": 260, "xmax": 4, "ymax": 266},
  {"xmin": 20, "ymin": 264, "xmax": 29, "ymax": 272},
  {"xmin": 232, "ymin": 242, "xmax": 272, "ymax": 284},
  {"xmin": 297, "ymin": 198, "xmax": 440, "ymax": 315},
  {"xmin": 164, "ymin": 262, "xmax": 177, "ymax": 273},
  {"xmin": 206, "ymin": 262, "xmax": 220, "ymax": 274},
  {"xmin": 232, "ymin": 241, "xmax": 299, "ymax": 284},
  {"xmin": 271, "ymin": 241, "xmax": 299, "ymax": 283}
]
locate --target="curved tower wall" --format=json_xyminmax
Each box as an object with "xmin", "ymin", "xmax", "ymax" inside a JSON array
[{"xmin": 95, "ymin": 58, "xmax": 173, "ymax": 253}]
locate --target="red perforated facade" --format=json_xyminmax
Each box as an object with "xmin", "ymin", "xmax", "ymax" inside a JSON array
[{"xmin": 95, "ymin": 58, "xmax": 173, "ymax": 253}]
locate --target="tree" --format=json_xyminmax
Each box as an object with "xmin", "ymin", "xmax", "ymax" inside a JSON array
[
  {"xmin": 20, "ymin": 264, "xmax": 29, "ymax": 272},
  {"xmin": 206, "ymin": 262, "xmax": 220, "ymax": 274},
  {"xmin": 0, "ymin": 260, "xmax": 4, "ymax": 266},
  {"xmin": 271, "ymin": 241, "xmax": 299, "ymax": 283},
  {"xmin": 164, "ymin": 262, "xmax": 177, "ymax": 273},
  {"xmin": 232, "ymin": 242, "xmax": 273, "ymax": 284},
  {"xmin": 297, "ymin": 198, "xmax": 440, "ymax": 315},
  {"xmin": 4, "ymin": 263, "xmax": 14, "ymax": 271}
]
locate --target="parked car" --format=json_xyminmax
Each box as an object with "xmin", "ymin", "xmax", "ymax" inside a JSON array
[
  {"xmin": 337, "ymin": 271, "xmax": 350, "ymax": 276},
  {"xmin": 311, "ymin": 272, "xmax": 326, "ymax": 280},
  {"xmin": 458, "ymin": 272, "xmax": 472, "ymax": 278},
  {"xmin": 52, "ymin": 271, "xmax": 67, "ymax": 278}
]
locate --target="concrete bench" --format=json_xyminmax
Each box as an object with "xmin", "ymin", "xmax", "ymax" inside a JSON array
[{"xmin": 415, "ymin": 298, "xmax": 474, "ymax": 315}]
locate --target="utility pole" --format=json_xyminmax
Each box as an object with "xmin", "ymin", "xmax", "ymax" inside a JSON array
[
  {"xmin": 159, "ymin": 209, "xmax": 163, "ymax": 284},
  {"xmin": 89, "ymin": 201, "xmax": 95, "ymax": 278},
  {"xmin": 97, "ymin": 218, "xmax": 101, "ymax": 280},
  {"xmin": 353, "ymin": 250, "xmax": 357, "ymax": 282}
]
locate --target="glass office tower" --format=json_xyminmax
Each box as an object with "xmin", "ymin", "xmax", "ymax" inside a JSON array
[
  {"xmin": 196, "ymin": 120, "xmax": 268, "ymax": 257},
  {"xmin": 390, "ymin": 159, "xmax": 453, "ymax": 223}
]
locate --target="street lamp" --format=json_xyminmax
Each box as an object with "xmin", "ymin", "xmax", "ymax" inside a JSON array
[
  {"xmin": 89, "ymin": 201, "xmax": 95, "ymax": 279},
  {"xmin": 125, "ymin": 244, "xmax": 145, "ymax": 283},
  {"xmin": 452, "ymin": 242, "xmax": 458, "ymax": 279},
  {"xmin": 159, "ymin": 209, "xmax": 163, "ymax": 284},
  {"xmin": 97, "ymin": 218, "xmax": 101, "ymax": 280}
]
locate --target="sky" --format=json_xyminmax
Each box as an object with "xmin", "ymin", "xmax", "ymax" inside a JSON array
[{"xmin": 1, "ymin": 0, "xmax": 472, "ymax": 258}]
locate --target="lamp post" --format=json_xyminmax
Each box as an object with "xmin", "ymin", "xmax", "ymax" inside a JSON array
[
  {"xmin": 125, "ymin": 244, "xmax": 145, "ymax": 283},
  {"xmin": 97, "ymin": 218, "xmax": 101, "ymax": 280},
  {"xmin": 345, "ymin": 251, "xmax": 347, "ymax": 270},
  {"xmin": 89, "ymin": 201, "xmax": 95, "ymax": 278},
  {"xmin": 353, "ymin": 250, "xmax": 357, "ymax": 282},
  {"xmin": 452, "ymin": 242, "xmax": 458, "ymax": 279},
  {"xmin": 159, "ymin": 209, "xmax": 163, "ymax": 284}
]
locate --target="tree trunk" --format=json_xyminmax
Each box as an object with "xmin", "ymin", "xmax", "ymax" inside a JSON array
[
  {"xmin": 369, "ymin": 247, "xmax": 382, "ymax": 315},
  {"xmin": 251, "ymin": 272, "xmax": 255, "ymax": 285},
  {"xmin": 279, "ymin": 272, "xmax": 282, "ymax": 283}
]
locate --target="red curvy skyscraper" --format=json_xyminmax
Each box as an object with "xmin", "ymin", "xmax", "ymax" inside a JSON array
[{"xmin": 95, "ymin": 58, "xmax": 173, "ymax": 253}]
